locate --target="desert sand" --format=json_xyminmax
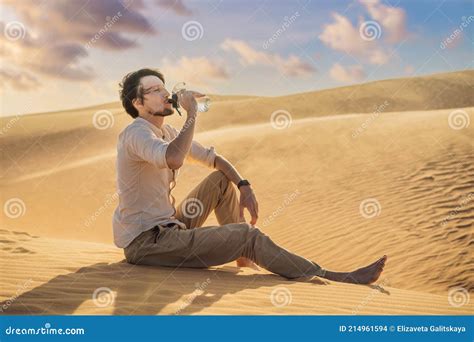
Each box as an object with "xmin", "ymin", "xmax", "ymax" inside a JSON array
[{"xmin": 1, "ymin": 70, "xmax": 473, "ymax": 314}]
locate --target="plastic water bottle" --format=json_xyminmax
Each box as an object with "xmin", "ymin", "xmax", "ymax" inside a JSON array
[{"xmin": 171, "ymin": 82, "xmax": 211, "ymax": 113}]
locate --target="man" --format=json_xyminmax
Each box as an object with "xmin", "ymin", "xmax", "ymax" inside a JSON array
[{"xmin": 113, "ymin": 68, "xmax": 387, "ymax": 284}]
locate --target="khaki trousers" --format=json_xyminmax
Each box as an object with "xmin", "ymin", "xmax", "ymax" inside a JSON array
[{"xmin": 124, "ymin": 171, "xmax": 326, "ymax": 279}]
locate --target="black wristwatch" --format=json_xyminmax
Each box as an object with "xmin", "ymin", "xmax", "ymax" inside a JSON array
[{"xmin": 237, "ymin": 179, "xmax": 251, "ymax": 189}]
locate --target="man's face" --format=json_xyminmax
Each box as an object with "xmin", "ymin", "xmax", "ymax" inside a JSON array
[{"xmin": 136, "ymin": 75, "xmax": 173, "ymax": 116}]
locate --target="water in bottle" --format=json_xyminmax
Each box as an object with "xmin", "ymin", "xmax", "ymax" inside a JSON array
[{"xmin": 171, "ymin": 82, "xmax": 211, "ymax": 113}]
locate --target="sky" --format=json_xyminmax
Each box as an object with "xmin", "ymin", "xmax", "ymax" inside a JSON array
[{"xmin": 0, "ymin": 0, "xmax": 472, "ymax": 117}]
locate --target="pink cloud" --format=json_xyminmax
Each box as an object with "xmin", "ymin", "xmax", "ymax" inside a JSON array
[
  {"xmin": 318, "ymin": 13, "xmax": 390, "ymax": 65},
  {"xmin": 221, "ymin": 39, "xmax": 315, "ymax": 77},
  {"xmin": 329, "ymin": 63, "xmax": 365, "ymax": 83},
  {"xmin": 359, "ymin": 0, "xmax": 407, "ymax": 43},
  {"xmin": 161, "ymin": 56, "xmax": 229, "ymax": 87}
]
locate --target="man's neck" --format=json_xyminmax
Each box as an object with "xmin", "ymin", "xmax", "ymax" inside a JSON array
[{"xmin": 138, "ymin": 114, "xmax": 164, "ymax": 129}]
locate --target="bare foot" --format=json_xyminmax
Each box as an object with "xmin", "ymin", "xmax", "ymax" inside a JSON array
[
  {"xmin": 348, "ymin": 255, "xmax": 387, "ymax": 284},
  {"xmin": 236, "ymin": 257, "xmax": 260, "ymax": 270},
  {"xmin": 323, "ymin": 255, "xmax": 387, "ymax": 285}
]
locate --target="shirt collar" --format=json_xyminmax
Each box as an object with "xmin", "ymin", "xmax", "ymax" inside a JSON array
[{"xmin": 135, "ymin": 117, "xmax": 164, "ymax": 138}]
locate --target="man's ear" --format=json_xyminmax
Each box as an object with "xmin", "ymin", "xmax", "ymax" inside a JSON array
[{"xmin": 132, "ymin": 98, "xmax": 143, "ymax": 112}]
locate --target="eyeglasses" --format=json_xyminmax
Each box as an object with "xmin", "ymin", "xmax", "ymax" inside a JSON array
[
  {"xmin": 136, "ymin": 84, "xmax": 168, "ymax": 102},
  {"xmin": 142, "ymin": 85, "xmax": 168, "ymax": 95}
]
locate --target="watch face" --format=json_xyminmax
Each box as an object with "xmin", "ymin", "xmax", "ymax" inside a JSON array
[{"xmin": 239, "ymin": 180, "xmax": 250, "ymax": 188}]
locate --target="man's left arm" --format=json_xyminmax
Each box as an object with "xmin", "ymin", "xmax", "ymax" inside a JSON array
[{"xmin": 214, "ymin": 154, "xmax": 259, "ymax": 225}]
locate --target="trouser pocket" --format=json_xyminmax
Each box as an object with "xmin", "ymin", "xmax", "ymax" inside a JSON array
[
  {"xmin": 152, "ymin": 225, "xmax": 161, "ymax": 243},
  {"xmin": 124, "ymin": 227, "xmax": 158, "ymax": 263}
]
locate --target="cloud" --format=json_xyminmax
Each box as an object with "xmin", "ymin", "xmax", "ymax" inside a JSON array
[
  {"xmin": 0, "ymin": 69, "xmax": 41, "ymax": 90},
  {"xmin": 161, "ymin": 56, "xmax": 229, "ymax": 87},
  {"xmin": 0, "ymin": 22, "xmax": 95, "ymax": 86},
  {"xmin": 404, "ymin": 65, "xmax": 415, "ymax": 75},
  {"xmin": 3, "ymin": 0, "xmax": 156, "ymax": 50},
  {"xmin": 156, "ymin": 0, "xmax": 192, "ymax": 16},
  {"xmin": 329, "ymin": 63, "xmax": 365, "ymax": 83},
  {"xmin": 221, "ymin": 39, "xmax": 315, "ymax": 77},
  {"xmin": 0, "ymin": 0, "xmax": 189, "ymax": 90},
  {"xmin": 359, "ymin": 0, "xmax": 407, "ymax": 43},
  {"xmin": 318, "ymin": 1, "xmax": 407, "ymax": 65},
  {"xmin": 318, "ymin": 13, "xmax": 389, "ymax": 65}
]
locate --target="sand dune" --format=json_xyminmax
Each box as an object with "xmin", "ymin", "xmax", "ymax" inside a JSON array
[
  {"xmin": 1, "ymin": 229, "xmax": 472, "ymax": 315},
  {"xmin": 2, "ymin": 70, "xmax": 472, "ymax": 180},
  {"xmin": 1, "ymin": 71, "xmax": 473, "ymax": 314},
  {"xmin": 197, "ymin": 70, "xmax": 474, "ymax": 131}
]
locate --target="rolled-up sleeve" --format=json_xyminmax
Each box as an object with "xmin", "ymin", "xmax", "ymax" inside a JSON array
[
  {"xmin": 126, "ymin": 126, "xmax": 170, "ymax": 169},
  {"xmin": 188, "ymin": 140, "xmax": 217, "ymax": 168},
  {"xmin": 167, "ymin": 125, "xmax": 216, "ymax": 168}
]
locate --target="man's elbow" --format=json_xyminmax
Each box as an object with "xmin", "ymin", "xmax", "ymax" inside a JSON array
[
  {"xmin": 166, "ymin": 156, "xmax": 183, "ymax": 170},
  {"xmin": 165, "ymin": 148, "xmax": 184, "ymax": 169}
]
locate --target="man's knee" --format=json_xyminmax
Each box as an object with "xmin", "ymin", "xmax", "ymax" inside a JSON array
[
  {"xmin": 233, "ymin": 222, "xmax": 263, "ymax": 240},
  {"xmin": 248, "ymin": 226, "xmax": 264, "ymax": 239},
  {"xmin": 208, "ymin": 170, "xmax": 233, "ymax": 193},
  {"xmin": 227, "ymin": 222, "xmax": 252, "ymax": 235},
  {"xmin": 208, "ymin": 170, "xmax": 227, "ymax": 183}
]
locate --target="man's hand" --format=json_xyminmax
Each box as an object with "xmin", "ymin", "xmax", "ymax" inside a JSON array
[
  {"xmin": 239, "ymin": 185, "xmax": 259, "ymax": 225},
  {"xmin": 165, "ymin": 90, "xmax": 204, "ymax": 169},
  {"xmin": 177, "ymin": 90, "xmax": 204, "ymax": 117}
]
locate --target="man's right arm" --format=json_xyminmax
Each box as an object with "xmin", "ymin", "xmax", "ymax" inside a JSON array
[
  {"xmin": 165, "ymin": 115, "xmax": 196, "ymax": 169},
  {"xmin": 165, "ymin": 90, "xmax": 201, "ymax": 169}
]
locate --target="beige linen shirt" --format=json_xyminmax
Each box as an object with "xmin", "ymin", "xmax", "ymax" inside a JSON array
[{"xmin": 113, "ymin": 117, "xmax": 216, "ymax": 248}]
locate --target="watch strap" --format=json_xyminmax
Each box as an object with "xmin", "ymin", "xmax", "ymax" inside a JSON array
[{"xmin": 237, "ymin": 179, "xmax": 251, "ymax": 189}]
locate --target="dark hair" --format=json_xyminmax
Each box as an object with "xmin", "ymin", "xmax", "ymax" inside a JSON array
[{"xmin": 119, "ymin": 68, "xmax": 165, "ymax": 118}]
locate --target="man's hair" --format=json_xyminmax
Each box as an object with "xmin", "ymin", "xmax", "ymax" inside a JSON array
[{"xmin": 119, "ymin": 68, "xmax": 165, "ymax": 118}]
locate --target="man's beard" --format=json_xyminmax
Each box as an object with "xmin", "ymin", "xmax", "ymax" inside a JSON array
[{"xmin": 151, "ymin": 108, "xmax": 174, "ymax": 116}]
